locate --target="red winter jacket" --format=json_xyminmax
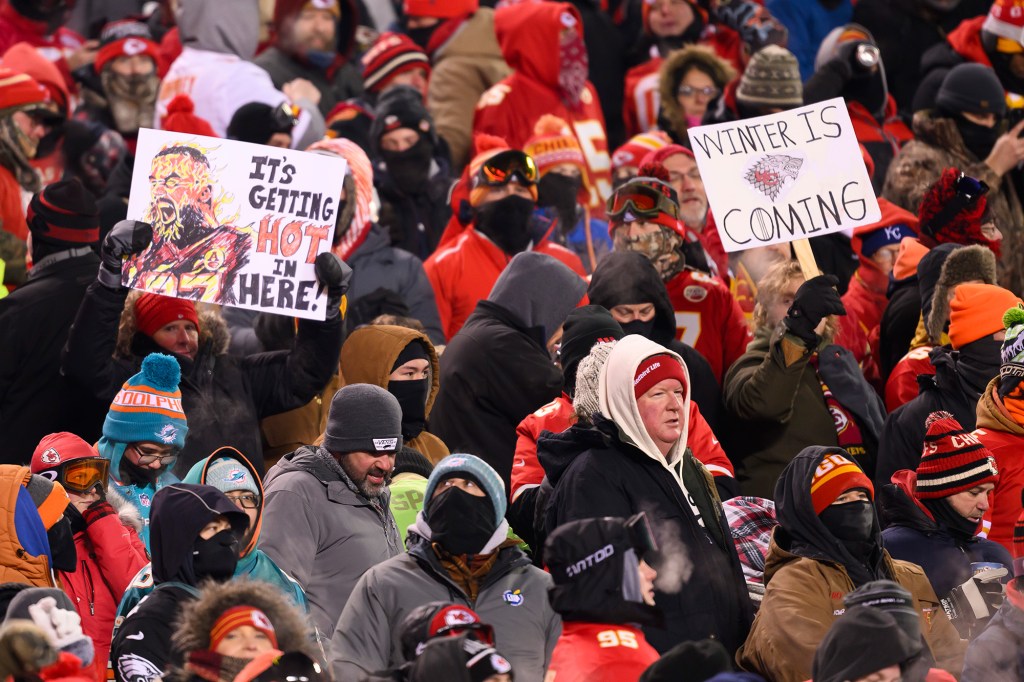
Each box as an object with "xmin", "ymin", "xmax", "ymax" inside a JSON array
[
  {"xmin": 848, "ymin": 97, "xmax": 913, "ymax": 185},
  {"xmin": 546, "ymin": 622, "xmax": 660, "ymax": 682},
  {"xmin": 666, "ymin": 268, "xmax": 752, "ymax": 384},
  {"xmin": 886, "ymin": 345, "xmax": 935, "ymax": 413},
  {"xmin": 974, "ymin": 382, "xmax": 1024, "ymax": 554},
  {"xmin": 424, "ymin": 228, "xmax": 585, "ymax": 340},
  {"xmin": 511, "ymin": 393, "xmax": 734, "ymax": 503},
  {"xmin": 0, "ymin": 2, "xmax": 82, "ymax": 91},
  {"xmin": 59, "ymin": 500, "xmax": 149, "ymax": 677},
  {"xmin": 474, "ymin": 2, "xmax": 612, "ymax": 212}
]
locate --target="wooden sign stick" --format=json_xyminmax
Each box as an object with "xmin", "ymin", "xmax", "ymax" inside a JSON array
[{"xmin": 792, "ymin": 237, "xmax": 821, "ymax": 280}]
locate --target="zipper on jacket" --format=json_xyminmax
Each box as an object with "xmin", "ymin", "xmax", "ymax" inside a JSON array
[{"xmin": 82, "ymin": 559, "xmax": 95, "ymax": 615}]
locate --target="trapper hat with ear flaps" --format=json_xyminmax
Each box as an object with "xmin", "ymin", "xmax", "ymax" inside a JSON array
[{"xmin": 925, "ymin": 245, "xmax": 998, "ymax": 344}]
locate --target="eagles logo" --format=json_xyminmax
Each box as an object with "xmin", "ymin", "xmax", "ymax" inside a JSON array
[{"xmin": 117, "ymin": 654, "xmax": 162, "ymax": 682}]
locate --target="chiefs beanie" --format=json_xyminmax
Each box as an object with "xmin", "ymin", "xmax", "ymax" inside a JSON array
[
  {"xmin": 361, "ymin": 32, "xmax": 430, "ymax": 94},
  {"xmin": 915, "ymin": 411, "xmax": 999, "ymax": 499},
  {"xmin": 134, "ymin": 293, "xmax": 200, "ymax": 338},
  {"xmin": 810, "ymin": 451, "xmax": 873, "ymax": 515},
  {"xmin": 27, "ymin": 180, "xmax": 99, "ymax": 248}
]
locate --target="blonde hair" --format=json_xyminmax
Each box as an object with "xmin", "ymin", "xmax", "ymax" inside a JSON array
[{"xmin": 752, "ymin": 260, "xmax": 803, "ymax": 331}]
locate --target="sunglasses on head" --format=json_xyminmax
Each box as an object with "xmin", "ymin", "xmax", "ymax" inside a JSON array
[
  {"xmin": 473, "ymin": 150, "xmax": 539, "ymax": 189},
  {"xmin": 607, "ymin": 183, "xmax": 679, "ymax": 221}
]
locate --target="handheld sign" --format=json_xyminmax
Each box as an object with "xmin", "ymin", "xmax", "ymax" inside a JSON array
[
  {"xmin": 124, "ymin": 128, "xmax": 346, "ymax": 320},
  {"xmin": 686, "ymin": 98, "xmax": 880, "ymax": 274}
]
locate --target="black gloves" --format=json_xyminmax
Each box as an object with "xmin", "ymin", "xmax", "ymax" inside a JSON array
[
  {"xmin": 783, "ymin": 274, "xmax": 846, "ymax": 346},
  {"xmin": 98, "ymin": 220, "xmax": 152, "ymax": 289},
  {"xmin": 314, "ymin": 251, "xmax": 353, "ymax": 321}
]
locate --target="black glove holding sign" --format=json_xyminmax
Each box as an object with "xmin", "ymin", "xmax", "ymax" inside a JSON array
[
  {"xmin": 783, "ymin": 274, "xmax": 846, "ymax": 347},
  {"xmin": 314, "ymin": 251, "xmax": 353, "ymax": 321},
  {"xmin": 97, "ymin": 220, "xmax": 152, "ymax": 290}
]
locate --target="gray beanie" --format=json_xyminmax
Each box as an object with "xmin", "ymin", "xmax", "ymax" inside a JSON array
[
  {"xmin": 323, "ymin": 384, "xmax": 404, "ymax": 454},
  {"xmin": 737, "ymin": 45, "xmax": 802, "ymax": 109},
  {"xmin": 572, "ymin": 340, "xmax": 617, "ymax": 422}
]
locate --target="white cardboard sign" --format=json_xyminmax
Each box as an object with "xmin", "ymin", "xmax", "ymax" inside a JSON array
[
  {"xmin": 686, "ymin": 97, "xmax": 880, "ymax": 252},
  {"xmin": 124, "ymin": 128, "xmax": 346, "ymax": 320}
]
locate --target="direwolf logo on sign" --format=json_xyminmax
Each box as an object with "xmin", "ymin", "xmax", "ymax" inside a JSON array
[
  {"xmin": 373, "ymin": 438, "xmax": 398, "ymax": 451},
  {"xmin": 745, "ymin": 154, "xmax": 804, "ymax": 201}
]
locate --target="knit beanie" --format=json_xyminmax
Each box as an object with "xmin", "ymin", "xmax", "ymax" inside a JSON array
[
  {"xmin": 205, "ymin": 457, "xmax": 259, "ymax": 496},
  {"xmin": 361, "ymin": 32, "xmax": 430, "ymax": 95},
  {"xmin": 134, "ymin": 292, "xmax": 200, "ymax": 338},
  {"xmin": 162, "ymin": 94, "xmax": 217, "ymax": 137},
  {"xmin": 559, "ymin": 305, "xmax": 624, "ymax": 397},
  {"xmin": 102, "ymin": 353, "xmax": 188, "ymax": 449},
  {"xmin": 843, "ymin": 580, "xmax": 921, "ymax": 644},
  {"xmin": 917, "ymin": 168, "xmax": 993, "ymax": 251},
  {"xmin": 325, "ymin": 101, "xmax": 375, "ymax": 152},
  {"xmin": 27, "ymin": 180, "xmax": 99, "ymax": 248},
  {"xmin": 369, "ymin": 85, "xmax": 435, "ymax": 153},
  {"xmin": 1000, "ymin": 306, "xmax": 1024, "ymax": 398},
  {"xmin": 925, "ymin": 245, "xmax": 998, "ymax": 344},
  {"xmin": 1014, "ymin": 493, "xmax": 1024, "ymax": 576},
  {"xmin": 858, "ymin": 222, "xmax": 916, "ymax": 259},
  {"xmin": 403, "ymin": 0, "xmax": 477, "ymax": 18},
  {"xmin": 947, "ymin": 283, "xmax": 1023, "ymax": 349},
  {"xmin": 639, "ymin": 639, "xmax": 732, "ymax": 682},
  {"xmin": 915, "ymin": 411, "xmax": 999, "ymax": 499},
  {"xmin": 410, "ymin": 635, "xmax": 512, "ymax": 682},
  {"xmin": 936, "ymin": 63, "xmax": 1006, "ymax": 117},
  {"xmin": 573, "ymin": 340, "xmax": 617, "ymax": 422},
  {"xmin": 523, "ymin": 115, "xmax": 587, "ymax": 178},
  {"xmin": 0, "ymin": 68, "xmax": 55, "ymax": 116},
  {"xmin": 93, "ymin": 18, "xmax": 161, "ymax": 76},
  {"xmin": 399, "ymin": 603, "xmax": 491, "ymax": 661},
  {"xmin": 30, "ymin": 433, "xmax": 99, "ymax": 475},
  {"xmin": 24, "ymin": 475, "xmax": 68, "ymax": 530},
  {"xmin": 209, "ymin": 606, "xmax": 278, "ymax": 652},
  {"xmin": 986, "ymin": 0, "xmax": 1024, "ymax": 45},
  {"xmin": 323, "ymin": 384, "xmax": 403, "ymax": 455},
  {"xmin": 227, "ymin": 102, "xmax": 294, "ymax": 144},
  {"xmin": 424, "ymin": 454, "xmax": 505, "ymax": 527},
  {"xmin": 393, "ymin": 447, "xmax": 433, "ymax": 479},
  {"xmin": 4, "ymin": 588, "xmax": 95, "ymax": 666},
  {"xmin": 392, "ymin": 340, "xmax": 430, "ymax": 372},
  {"xmin": 612, "ymin": 131, "xmax": 670, "ymax": 172},
  {"xmin": 736, "ymin": 45, "xmax": 802, "ymax": 109},
  {"xmin": 809, "ymin": 452, "xmax": 873, "ymax": 515},
  {"xmin": 634, "ymin": 353, "xmax": 688, "ymax": 399}
]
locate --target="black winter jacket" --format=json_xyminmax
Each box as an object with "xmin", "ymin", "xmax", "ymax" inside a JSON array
[
  {"xmin": 0, "ymin": 250, "xmax": 107, "ymax": 461},
  {"xmin": 539, "ymin": 419, "xmax": 753, "ymax": 654},
  {"xmin": 61, "ymin": 282, "xmax": 342, "ymax": 476}
]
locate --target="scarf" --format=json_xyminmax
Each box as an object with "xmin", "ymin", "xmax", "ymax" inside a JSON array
[
  {"xmin": 102, "ymin": 70, "xmax": 158, "ymax": 135},
  {"xmin": 558, "ymin": 25, "xmax": 588, "ymax": 110},
  {"xmin": 811, "ymin": 356, "xmax": 866, "ymax": 458},
  {"xmin": 1002, "ymin": 383, "xmax": 1024, "ymax": 426},
  {"xmin": 432, "ymin": 542, "xmax": 502, "ymax": 602}
]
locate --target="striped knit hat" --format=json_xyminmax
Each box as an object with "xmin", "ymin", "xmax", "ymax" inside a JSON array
[
  {"xmin": 914, "ymin": 411, "xmax": 999, "ymax": 499},
  {"xmin": 810, "ymin": 451, "xmax": 873, "ymax": 515},
  {"xmin": 209, "ymin": 606, "xmax": 278, "ymax": 652},
  {"xmin": 102, "ymin": 353, "xmax": 188, "ymax": 449},
  {"xmin": 523, "ymin": 115, "xmax": 587, "ymax": 178},
  {"xmin": 612, "ymin": 131, "xmax": 670, "ymax": 172},
  {"xmin": 361, "ymin": 32, "xmax": 430, "ymax": 95}
]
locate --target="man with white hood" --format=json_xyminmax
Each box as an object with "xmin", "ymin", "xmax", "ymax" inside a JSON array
[
  {"xmin": 539, "ymin": 335, "xmax": 753, "ymax": 654},
  {"xmin": 329, "ymin": 453, "xmax": 560, "ymax": 681}
]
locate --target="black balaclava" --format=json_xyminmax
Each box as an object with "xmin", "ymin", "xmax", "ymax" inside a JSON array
[
  {"xmin": 558, "ymin": 305, "xmax": 625, "ymax": 397},
  {"xmin": 119, "ymin": 454, "xmax": 162, "ymax": 486},
  {"xmin": 475, "ymin": 195, "xmax": 536, "ymax": 255},
  {"xmin": 621, "ymin": 318, "xmax": 656, "ymax": 338},
  {"xmin": 538, "ymin": 173, "xmax": 582, "ymax": 235},
  {"xmin": 388, "ymin": 341, "xmax": 431, "ymax": 439},
  {"xmin": 956, "ymin": 335, "xmax": 1003, "ymax": 396},
  {"xmin": 381, "ymin": 135, "xmax": 434, "ymax": 195},
  {"xmin": 192, "ymin": 529, "xmax": 239, "ymax": 581},
  {"xmin": 954, "ymin": 115, "xmax": 1001, "ymax": 160},
  {"xmin": 426, "ymin": 475, "xmax": 497, "ymax": 556}
]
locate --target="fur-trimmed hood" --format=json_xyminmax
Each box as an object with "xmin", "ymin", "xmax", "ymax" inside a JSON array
[
  {"xmin": 657, "ymin": 44, "xmax": 736, "ymax": 144},
  {"xmin": 115, "ymin": 291, "xmax": 230, "ymax": 360},
  {"xmin": 910, "ymin": 110, "xmax": 978, "ymax": 165},
  {"xmin": 925, "ymin": 245, "xmax": 997, "ymax": 344},
  {"xmin": 171, "ymin": 579, "xmax": 314, "ymax": 663},
  {"xmin": 104, "ymin": 485, "xmax": 145, "ymax": 533}
]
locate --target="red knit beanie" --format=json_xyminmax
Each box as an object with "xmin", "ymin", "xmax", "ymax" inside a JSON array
[
  {"xmin": 209, "ymin": 606, "xmax": 278, "ymax": 652},
  {"xmin": 633, "ymin": 353, "xmax": 687, "ymax": 399},
  {"xmin": 914, "ymin": 411, "xmax": 999, "ymax": 499},
  {"xmin": 809, "ymin": 451, "xmax": 873, "ymax": 515},
  {"xmin": 361, "ymin": 32, "xmax": 430, "ymax": 94},
  {"xmin": 134, "ymin": 293, "xmax": 200, "ymax": 337},
  {"xmin": 403, "ymin": 0, "xmax": 478, "ymax": 18},
  {"xmin": 162, "ymin": 94, "xmax": 217, "ymax": 137}
]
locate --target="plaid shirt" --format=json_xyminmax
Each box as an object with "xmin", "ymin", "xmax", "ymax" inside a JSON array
[{"xmin": 723, "ymin": 496, "xmax": 778, "ymax": 587}]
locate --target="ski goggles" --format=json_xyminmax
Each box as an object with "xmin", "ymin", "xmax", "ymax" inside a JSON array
[
  {"xmin": 472, "ymin": 150, "xmax": 539, "ymax": 189},
  {"xmin": 607, "ymin": 183, "xmax": 679, "ymax": 222},
  {"xmin": 58, "ymin": 458, "xmax": 109, "ymax": 494}
]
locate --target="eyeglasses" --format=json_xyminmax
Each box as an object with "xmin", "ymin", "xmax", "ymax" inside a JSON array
[
  {"xmin": 58, "ymin": 458, "xmax": 110, "ymax": 494},
  {"xmin": 226, "ymin": 493, "xmax": 260, "ymax": 509},
  {"xmin": 676, "ymin": 85, "xmax": 720, "ymax": 99},
  {"xmin": 472, "ymin": 150, "xmax": 539, "ymax": 190},
  {"xmin": 130, "ymin": 444, "xmax": 179, "ymax": 465},
  {"xmin": 607, "ymin": 183, "xmax": 679, "ymax": 221}
]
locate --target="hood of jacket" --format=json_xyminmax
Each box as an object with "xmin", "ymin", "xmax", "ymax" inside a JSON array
[
  {"xmin": 2, "ymin": 43, "xmax": 69, "ymax": 115},
  {"xmin": 977, "ymin": 377, "xmax": 1024, "ymax": 434},
  {"xmin": 588, "ymin": 251, "xmax": 677, "ymax": 346},
  {"xmin": 271, "ymin": 0, "xmax": 357, "ymax": 61},
  {"xmin": 116, "ymin": 295, "xmax": 230, "ymax": 361},
  {"xmin": 308, "ymin": 137, "xmax": 375, "ymax": 262},
  {"xmin": 177, "ymin": 0, "xmax": 259, "ymax": 59},
  {"xmin": 436, "ymin": 8, "xmax": 505, "ymax": 61},
  {"xmin": 771, "ymin": 446, "xmax": 885, "ymax": 577},
  {"xmin": 910, "ymin": 110, "xmax": 978, "ymax": 162},
  {"xmin": 892, "ymin": 237, "xmax": 928, "ymax": 282},
  {"xmin": 340, "ymin": 325, "xmax": 440, "ymax": 417},
  {"xmin": 183, "ymin": 448, "xmax": 264, "ymax": 559},
  {"xmin": 172, "ymin": 578, "xmax": 314, "ymax": 657},
  {"xmin": 487, "ymin": 251, "xmax": 587, "ymax": 344},
  {"xmin": 494, "ymin": 2, "xmax": 581, "ymax": 89},
  {"xmin": 598, "ymin": 335, "xmax": 690, "ymax": 466},
  {"xmin": 150, "ymin": 483, "xmax": 249, "ymax": 586},
  {"xmin": 658, "ymin": 44, "xmax": 736, "ymax": 140},
  {"xmin": 947, "ymin": 16, "xmax": 990, "ymax": 67},
  {"xmin": 0, "ymin": 466, "xmax": 52, "ymax": 582},
  {"xmin": 878, "ymin": 470, "xmax": 941, "ymax": 535}
]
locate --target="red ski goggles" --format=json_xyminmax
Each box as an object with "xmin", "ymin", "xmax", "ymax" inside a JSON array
[
  {"xmin": 472, "ymin": 150, "xmax": 539, "ymax": 189},
  {"xmin": 607, "ymin": 183, "xmax": 679, "ymax": 221}
]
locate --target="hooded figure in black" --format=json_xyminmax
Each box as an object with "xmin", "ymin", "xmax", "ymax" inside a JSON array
[
  {"xmin": 371, "ymin": 86, "xmax": 453, "ymax": 260},
  {"xmin": 811, "ymin": 606, "xmax": 924, "ymax": 682},
  {"xmin": 109, "ymin": 484, "xmax": 248, "ymax": 682},
  {"xmin": 587, "ymin": 250, "xmax": 723, "ymax": 432}
]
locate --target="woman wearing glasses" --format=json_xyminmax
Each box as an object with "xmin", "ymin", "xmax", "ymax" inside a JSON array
[{"xmin": 656, "ymin": 44, "xmax": 736, "ymax": 147}]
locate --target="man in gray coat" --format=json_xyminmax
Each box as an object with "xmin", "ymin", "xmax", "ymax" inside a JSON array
[
  {"xmin": 330, "ymin": 454, "xmax": 561, "ymax": 682},
  {"xmin": 260, "ymin": 384, "xmax": 403, "ymax": 643}
]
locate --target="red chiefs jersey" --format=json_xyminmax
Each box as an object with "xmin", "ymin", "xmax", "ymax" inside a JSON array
[
  {"xmin": 545, "ymin": 622, "xmax": 660, "ymax": 682},
  {"xmin": 425, "ymin": 228, "xmax": 586, "ymax": 340},
  {"xmin": 474, "ymin": 3, "xmax": 612, "ymax": 214},
  {"xmin": 885, "ymin": 346, "xmax": 935, "ymax": 412},
  {"xmin": 666, "ymin": 268, "xmax": 752, "ymax": 383},
  {"xmin": 974, "ymin": 424, "xmax": 1024, "ymax": 553},
  {"xmin": 623, "ymin": 57, "xmax": 662, "ymax": 139},
  {"xmin": 512, "ymin": 393, "xmax": 735, "ymax": 502}
]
